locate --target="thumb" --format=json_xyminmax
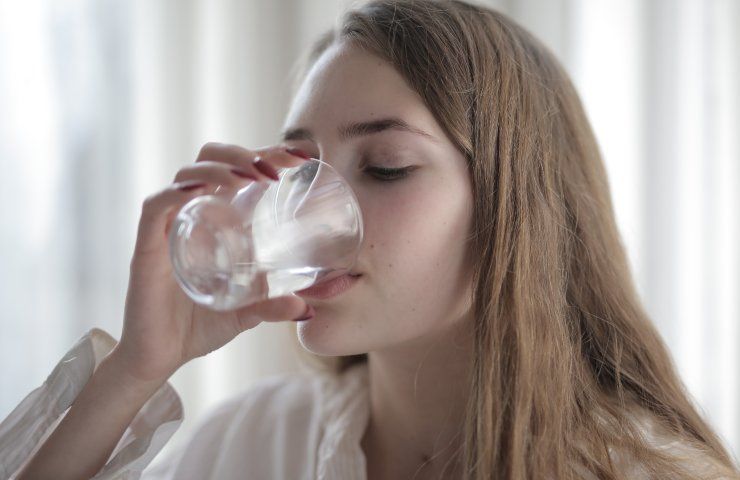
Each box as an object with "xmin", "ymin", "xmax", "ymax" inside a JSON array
[{"xmin": 232, "ymin": 294, "xmax": 310, "ymax": 332}]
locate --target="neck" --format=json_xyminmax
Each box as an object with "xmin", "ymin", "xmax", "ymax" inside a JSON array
[{"xmin": 360, "ymin": 314, "xmax": 473, "ymax": 480}]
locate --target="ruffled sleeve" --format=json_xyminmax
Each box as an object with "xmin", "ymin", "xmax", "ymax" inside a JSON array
[{"xmin": 0, "ymin": 328, "xmax": 183, "ymax": 480}]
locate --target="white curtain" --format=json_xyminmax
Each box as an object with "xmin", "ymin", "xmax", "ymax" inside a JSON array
[{"xmin": 0, "ymin": 0, "xmax": 737, "ymax": 464}]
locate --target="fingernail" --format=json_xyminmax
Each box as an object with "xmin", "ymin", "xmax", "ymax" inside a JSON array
[
  {"xmin": 230, "ymin": 168, "xmax": 258, "ymax": 180},
  {"xmin": 292, "ymin": 304, "xmax": 315, "ymax": 321},
  {"xmin": 253, "ymin": 159, "xmax": 280, "ymax": 181},
  {"xmin": 285, "ymin": 147, "xmax": 311, "ymax": 160},
  {"xmin": 177, "ymin": 181, "xmax": 206, "ymax": 191}
]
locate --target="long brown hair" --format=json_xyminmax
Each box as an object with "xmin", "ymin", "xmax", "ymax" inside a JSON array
[{"xmin": 287, "ymin": 1, "xmax": 740, "ymax": 478}]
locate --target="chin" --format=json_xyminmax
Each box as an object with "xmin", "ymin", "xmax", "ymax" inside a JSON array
[{"xmin": 295, "ymin": 310, "xmax": 368, "ymax": 357}]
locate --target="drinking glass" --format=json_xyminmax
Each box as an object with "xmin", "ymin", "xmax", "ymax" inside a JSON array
[{"xmin": 168, "ymin": 158, "xmax": 364, "ymax": 311}]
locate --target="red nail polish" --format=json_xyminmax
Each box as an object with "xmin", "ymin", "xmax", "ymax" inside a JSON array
[
  {"xmin": 253, "ymin": 159, "xmax": 280, "ymax": 181},
  {"xmin": 285, "ymin": 147, "xmax": 311, "ymax": 160},
  {"xmin": 292, "ymin": 304, "xmax": 315, "ymax": 321},
  {"xmin": 230, "ymin": 168, "xmax": 258, "ymax": 180},
  {"xmin": 177, "ymin": 182, "xmax": 206, "ymax": 191}
]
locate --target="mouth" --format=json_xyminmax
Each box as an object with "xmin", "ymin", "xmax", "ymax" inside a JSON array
[{"xmin": 295, "ymin": 272, "xmax": 363, "ymax": 300}]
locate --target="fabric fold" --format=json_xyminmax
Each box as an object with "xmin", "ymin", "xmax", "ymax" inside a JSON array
[{"xmin": 0, "ymin": 328, "xmax": 184, "ymax": 480}]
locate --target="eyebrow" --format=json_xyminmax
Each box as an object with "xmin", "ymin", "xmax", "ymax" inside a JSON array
[{"xmin": 280, "ymin": 117, "xmax": 436, "ymax": 143}]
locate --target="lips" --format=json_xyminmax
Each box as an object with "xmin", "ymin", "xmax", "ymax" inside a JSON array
[{"xmin": 295, "ymin": 273, "xmax": 362, "ymax": 300}]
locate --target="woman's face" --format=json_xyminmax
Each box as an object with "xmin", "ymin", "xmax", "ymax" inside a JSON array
[{"xmin": 283, "ymin": 42, "xmax": 474, "ymax": 357}]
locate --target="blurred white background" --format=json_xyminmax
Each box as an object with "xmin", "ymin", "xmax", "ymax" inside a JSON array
[{"xmin": 0, "ymin": 0, "xmax": 738, "ymax": 465}]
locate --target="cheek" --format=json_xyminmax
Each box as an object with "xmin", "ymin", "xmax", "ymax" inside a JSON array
[{"xmin": 361, "ymin": 178, "xmax": 473, "ymax": 310}]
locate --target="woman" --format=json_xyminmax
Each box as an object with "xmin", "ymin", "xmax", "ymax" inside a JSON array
[{"xmin": 3, "ymin": 0, "xmax": 739, "ymax": 479}]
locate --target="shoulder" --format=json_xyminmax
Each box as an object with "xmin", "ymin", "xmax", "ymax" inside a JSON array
[
  {"xmin": 616, "ymin": 408, "xmax": 740, "ymax": 479},
  {"xmin": 153, "ymin": 370, "xmax": 340, "ymax": 479},
  {"xmin": 211, "ymin": 362, "xmax": 368, "ymax": 425},
  {"xmin": 198, "ymin": 369, "xmax": 331, "ymax": 434}
]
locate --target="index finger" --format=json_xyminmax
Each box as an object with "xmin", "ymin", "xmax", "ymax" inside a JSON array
[{"xmin": 195, "ymin": 142, "xmax": 311, "ymax": 171}]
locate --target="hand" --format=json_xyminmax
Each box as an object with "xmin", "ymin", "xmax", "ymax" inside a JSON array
[{"xmin": 108, "ymin": 143, "xmax": 313, "ymax": 384}]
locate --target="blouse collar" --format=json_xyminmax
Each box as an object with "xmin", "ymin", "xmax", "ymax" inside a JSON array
[{"xmin": 316, "ymin": 361, "xmax": 370, "ymax": 480}]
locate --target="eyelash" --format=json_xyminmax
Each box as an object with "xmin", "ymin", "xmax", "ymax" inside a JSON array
[
  {"xmin": 363, "ymin": 165, "xmax": 412, "ymax": 182},
  {"xmin": 285, "ymin": 150, "xmax": 413, "ymax": 183}
]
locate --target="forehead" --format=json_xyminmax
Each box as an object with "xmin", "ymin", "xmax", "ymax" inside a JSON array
[{"xmin": 284, "ymin": 42, "xmax": 431, "ymax": 133}]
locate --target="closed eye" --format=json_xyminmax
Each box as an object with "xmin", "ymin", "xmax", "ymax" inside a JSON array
[
  {"xmin": 363, "ymin": 165, "xmax": 414, "ymax": 181},
  {"xmin": 288, "ymin": 161, "xmax": 319, "ymax": 183}
]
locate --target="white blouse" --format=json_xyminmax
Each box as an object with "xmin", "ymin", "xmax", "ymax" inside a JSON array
[
  {"xmin": 0, "ymin": 328, "xmax": 369, "ymax": 480},
  {"xmin": 0, "ymin": 328, "xmax": 735, "ymax": 480}
]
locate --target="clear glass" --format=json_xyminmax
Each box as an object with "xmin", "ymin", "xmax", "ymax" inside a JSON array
[{"xmin": 168, "ymin": 158, "xmax": 364, "ymax": 311}]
